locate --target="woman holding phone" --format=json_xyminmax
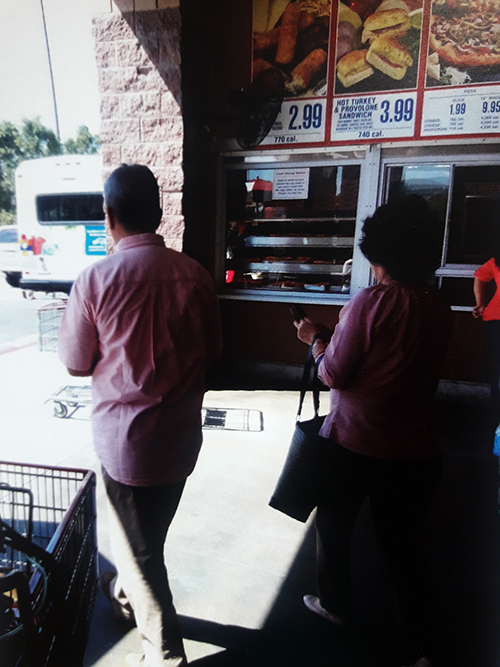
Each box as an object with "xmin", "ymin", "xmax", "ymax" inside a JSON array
[{"xmin": 294, "ymin": 195, "xmax": 451, "ymax": 667}]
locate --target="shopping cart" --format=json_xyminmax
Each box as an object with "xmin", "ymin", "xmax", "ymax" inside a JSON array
[
  {"xmin": 0, "ymin": 462, "xmax": 98, "ymax": 667},
  {"xmin": 48, "ymin": 385, "xmax": 92, "ymax": 419},
  {"xmin": 37, "ymin": 301, "xmax": 67, "ymax": 353},
  {"xmin": 202, "ymin": 407, "xmax": 263, "ymax": 431}
]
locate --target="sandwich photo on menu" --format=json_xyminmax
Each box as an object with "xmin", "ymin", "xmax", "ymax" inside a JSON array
[
  {"xmin": 334, "ymin": 0, "xmax": 423, "ymax": 93},
  {"xmin": 427, "ymin": 0, "xmax": 500, "ymax": 87},
  {"xmin": 253, "ymin": 0, "xmax": 332, "ymax": 98}
]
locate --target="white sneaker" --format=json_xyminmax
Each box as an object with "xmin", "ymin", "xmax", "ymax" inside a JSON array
[{"xmin": 302, "ymin": 594, "xmax": 345, "ymax": 626}]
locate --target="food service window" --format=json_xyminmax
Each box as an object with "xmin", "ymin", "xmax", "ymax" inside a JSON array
[
  {"xmin": 383, "ymin": 161, "xmax": 500, "ymax": 309},
  {"xmin": 223, "ymin": 163, "xmax": 361, "ymax": 296},
  {"xmin": 446, "ymin": 166, "xmax": 500, "ymax": 265}
]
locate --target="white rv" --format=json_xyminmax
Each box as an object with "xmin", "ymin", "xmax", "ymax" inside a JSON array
[{"xmin": 16, "ymin": 155, "xmax": 105, "ymax": 293}]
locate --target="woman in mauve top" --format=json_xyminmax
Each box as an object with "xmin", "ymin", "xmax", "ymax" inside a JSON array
[
  {"xmin": 294, "ymin": 195, "xmax": 451, "ymax": 667},
  {"xmin": 473, "ymin": 256, "xmax": 500, "ymax": 416}
]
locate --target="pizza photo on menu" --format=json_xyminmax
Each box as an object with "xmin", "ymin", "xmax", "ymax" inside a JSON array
[
  {"xmin": 334, "ymin": 0, "xmax": 423, "ymax": 93},
  {"xmin": 252, "ymin": 0, "xmax": 332, "ymax": 98},
  {"xmin": 427, "ymin": 0, "xmax": 500, "ymax": 86}
]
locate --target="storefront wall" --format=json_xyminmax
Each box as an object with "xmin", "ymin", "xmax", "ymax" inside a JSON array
[
  {"xmin": 200, "ymin": 1, "xmax": 500, "ymax": 385},
  {"xmin": 92, "ymin": 0, "xmax": 184, "ymax": 251},
  {"xmin": 93, "ymin": 1, "xmax": 499, "ymax": 386}
]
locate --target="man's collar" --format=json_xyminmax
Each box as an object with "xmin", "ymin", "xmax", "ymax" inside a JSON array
[{"xmin": 115, "ymin": 233, "xmax": 165, "ymax": 251}]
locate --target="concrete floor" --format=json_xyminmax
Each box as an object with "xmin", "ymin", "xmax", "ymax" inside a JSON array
[{"xmin": 1, "ymin": 337, "xmax": 500, "ymax": 667}]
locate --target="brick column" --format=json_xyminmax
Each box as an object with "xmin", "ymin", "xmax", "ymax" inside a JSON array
[{"xmin": 92, "ymin": 8, "xmax": 184, "ymax": 251}]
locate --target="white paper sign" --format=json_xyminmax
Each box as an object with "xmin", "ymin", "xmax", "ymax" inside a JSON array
[
  {"xmin": 272, "ymin": 168, "xmax": 310, "ymax": 200},
  {"xmin": 421, "ymin": 86, "xmax": 500, "ymax": 136},
  {"xmin": 262, "ymin": 99, "xmax": 327, "ymax": 145},
  {"xmin": 331, "ymin": 92, "xmax": 417, "ymax": 141}
]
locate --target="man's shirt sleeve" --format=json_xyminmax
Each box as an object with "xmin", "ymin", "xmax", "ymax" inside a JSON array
[{"xmin": 58, "ymin": 276, "xmax": 99, "ymax": 372}]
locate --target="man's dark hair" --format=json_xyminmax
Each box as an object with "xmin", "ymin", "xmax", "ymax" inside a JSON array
[
  {"xmin": 359, "ymin": 194, "xmax": 441, "ymax": 282},
  {"xmin": 104, "ymin": 164, "xmax": 162, "ymax": 233}
]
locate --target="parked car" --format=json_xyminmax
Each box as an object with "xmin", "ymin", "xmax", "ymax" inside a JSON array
[{"xmin": 0, "ymin": 225, "xmax": 22, "ymax": 287}]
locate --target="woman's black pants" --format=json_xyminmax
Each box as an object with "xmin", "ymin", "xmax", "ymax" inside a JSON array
[{"xmin": 316, "ymin": 442, "xmax": 441, "ymax": 660}]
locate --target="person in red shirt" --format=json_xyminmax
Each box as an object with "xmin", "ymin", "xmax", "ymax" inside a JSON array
[
  {"xmin": 473, "ymin": 257, "xmax": 500, "ymax": 416},
  {"xmin": 294, "ymin": 195, "xmax": 451, "ymax": 667}
]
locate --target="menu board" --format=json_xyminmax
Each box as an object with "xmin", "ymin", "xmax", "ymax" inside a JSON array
[
  {"xmin": 332, "ymin": 92, "xmax": 417, "ymax": 140},
  {"xmin": 251, "ymin": 0, "xmax": 500, "ymax": 147},
  {"xmin": 422, "ymin": 86, "xmax": 500, "ymax": 136},
  {"xmin": 253, "ymin": 0, "xmax": 331, "ymax": 144}
]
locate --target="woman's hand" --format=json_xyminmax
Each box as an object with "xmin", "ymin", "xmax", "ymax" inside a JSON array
[{"xmin": 294, "ymin": 317, "xmax": 321, "ymax": 345}]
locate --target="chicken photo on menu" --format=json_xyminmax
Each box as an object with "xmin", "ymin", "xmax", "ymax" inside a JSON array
[
  {"xmin": 335, "ymin": 0, "xmax": 424, "ymax": 93},
  {"xmin": 253, "ymin": 0, "xmax": 332, "ymax": 97},
  {"xmin": 427, "ymin": 0, "xmax": 500, "ymax": 87}
]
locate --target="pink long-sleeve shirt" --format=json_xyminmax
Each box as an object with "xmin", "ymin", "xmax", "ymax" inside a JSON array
[
  {"xmin": 58, "ymin": 233, "xmax": 222, "ymax": 486},
  {"xmin": 317, "ymin": 282, "xmax": 451, "ymax": 461}
]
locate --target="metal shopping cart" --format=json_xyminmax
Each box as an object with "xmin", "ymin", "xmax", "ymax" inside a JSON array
[
  {"xmin": 48, "ymin": 385, "xmax": 92, "ymax": 419},
  {"xmin": 0, "ymin": 462, "xmax": 98, "ymax": 667},
  {"xmin": 37, "ymin": 301, "xmax": 67, "ymax": 353}
]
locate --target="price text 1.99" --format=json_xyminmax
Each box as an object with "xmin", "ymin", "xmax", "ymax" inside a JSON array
[{"xmin": 450, "ymin": 102, "xmax": 466, "ymax": 115}]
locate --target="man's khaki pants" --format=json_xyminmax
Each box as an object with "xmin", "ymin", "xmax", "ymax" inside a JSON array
[{"xmin": 102, "ymin": 467, "xmax": 187, "ymax": 667}]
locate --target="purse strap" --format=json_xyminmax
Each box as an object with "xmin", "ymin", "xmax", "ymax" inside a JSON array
[{"xmin": 297, "ymin": 342, "xmax": 321, "ymax": 420}]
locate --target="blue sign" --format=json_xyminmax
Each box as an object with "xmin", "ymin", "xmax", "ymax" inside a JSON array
[{"xmin": 85, "ymin": 225, "xmax": 106, "ymax": 256}]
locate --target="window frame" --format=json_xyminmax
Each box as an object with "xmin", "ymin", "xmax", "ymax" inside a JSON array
[
  {"xmin": 35, "ymin": 192, "xmax": 105, "ymax": 226},
  {"xmin": 380, "ymin": 149, "xmax": 500, "ymax": 310}
]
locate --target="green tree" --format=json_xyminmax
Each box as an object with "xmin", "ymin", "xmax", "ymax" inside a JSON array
[
  {"xmin": 0, "ymin": 122, "xmax": 21, "ymax": 215},
  {"xmin": 20, "ymin": 117, "xmax": 62, "ymax": 160},
  {"xmin": 64, "ymin": 125, "xmax": 100, "ymax": 155},
  {"xmin": 0, "ymin": 118, "xmax": 100, "ymax": 225}
]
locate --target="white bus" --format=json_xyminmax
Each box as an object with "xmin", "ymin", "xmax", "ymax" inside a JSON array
[{"xmin": 16, "ymin": 154, "xmax": 106, "ymax": 294}]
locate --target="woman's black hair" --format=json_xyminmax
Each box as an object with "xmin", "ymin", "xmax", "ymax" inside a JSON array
[{"xmin": 359, "ymin": 194, "xmax": 441, "ymax": 282}]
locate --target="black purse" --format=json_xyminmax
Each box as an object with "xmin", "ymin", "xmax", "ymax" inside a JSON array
[{"xmin": 269, "ymin": 343, "xmax": 333, "ymax": 522}]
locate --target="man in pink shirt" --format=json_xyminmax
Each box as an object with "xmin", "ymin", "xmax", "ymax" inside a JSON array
[{"xmin": 58, "ymin": 164, "xmax": 222, "ymax": 667}]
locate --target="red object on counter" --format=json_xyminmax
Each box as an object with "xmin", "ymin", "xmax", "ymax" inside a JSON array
[
  {"xmin": 251, "ymin": 178, "xmax": 273, "ymax": 203},
  {"xmin": 252, "ymin": 177, "xmax": 273, "ymax": 192}
]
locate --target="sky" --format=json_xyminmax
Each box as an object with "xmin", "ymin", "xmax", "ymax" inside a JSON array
[{"xmin": 0, "ymin": 0, "xmax": 102, "ymax": 141}]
